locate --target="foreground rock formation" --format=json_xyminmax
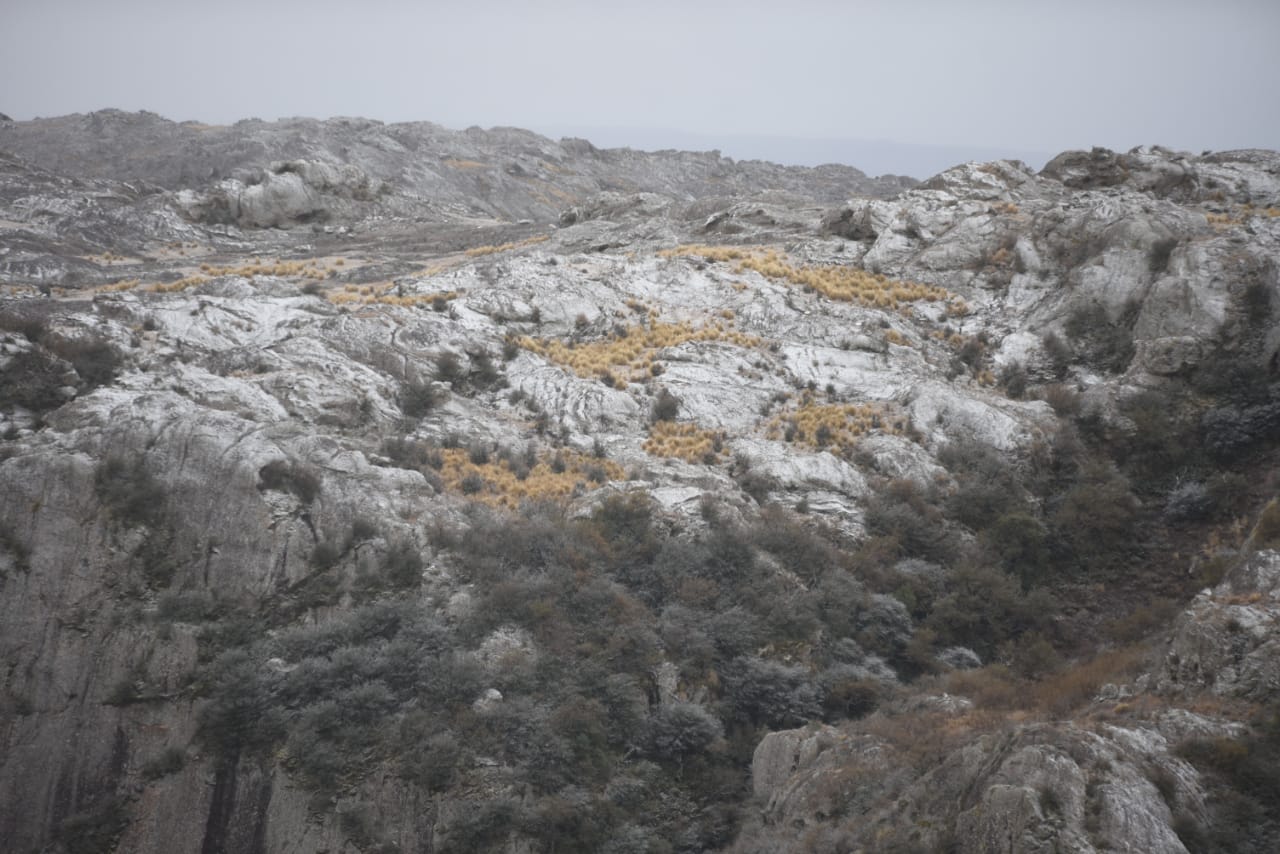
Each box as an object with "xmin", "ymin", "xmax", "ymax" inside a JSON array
[{"xmin": 1, "ymin": 112, "xmax": 1278, "ymax": 853}]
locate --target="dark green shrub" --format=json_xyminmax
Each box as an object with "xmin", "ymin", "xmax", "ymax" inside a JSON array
[
  {"xmin": 1041, "ymin": 331, "xmax": 1073, "ymax": 378},
  {"xmin": 982, "ymin": 513, "xmax": 1050, "ymax": 589},
  {"xmin": 48, "ymin": 335, "xmax": 121, "ymax": 389},
  {"xmin": 257, "ymin": 459, "xmax": 321, "ymax": 504},
  {"xmin": 0, "ymin": 348, "xmax": 69, "ymax": 413},
  {"xmin": 721, "ymin": 656, "xmax": 822, "ymax": 728},
  {"xmin": 1041, "ymin": 383, "xmax": 1081, "ymax": 416},
  {"xmin": 400, "ymin": 729, "xmax": 462, "ymax": 793},
  {"xmin": 103, "ymin": 677, "xmax": 143, "ymax": 706},
  {"xmin": 0, "ymin": 308, "xmax": 49, "ymax": 342},
  {"xmin": 400, "ymin": 379, "xmax": 445, "ymax": 418},
  {"xmin": 435, "ymin": 351, "xmax": 465, "ymax": 385},
  {"xmin": 381, "ymin": 539, "xmax": 424, "ymax": 588},
  {"xmin": 736, "ymin": 468, "xmax": 777, "ymax": 504},
  {"xmin": 468, "ymin": 349, "xmax": 502, "ymax": 389},
  {"xmin": 1163, "ymin": 481, "xmax": 1213, "ymax": 522},
  {"xmin": 947, "ymin": 479, "xmax": 1021, "ymax": 532},
  {"xmin": 337, "ymin": 803, "xmax": 383, "ymax": 849},
  {"xmin": 1255, "ymin": 498, "xmax": 1280, "ymax": 549},
  {"xmin": 438, "ymin": 798, "xmax": 521, "ymax": 854},
  {"xmin": 54, "ymin": 795, "xmax": 130, "ymax": 854},
  {"xmin": 195, "ymin": 649, "xmax": 286, "ymax": 757},
  {"xmin": 643, "ymin": 702, "xmax": 724, "ymax": 759},
  {"xmin": 350, "ymin": 516, "xmax": 379, "ymax": 542},
  {"xmin": 651, "ymin": 388, "xmax": 681, "ymax": 423},
  {"xmin": 999, "ymin": 361, "xmax": 1028, "ymax": 398},
  {"xmin": 925, "ymin": 564, "xmax": 1044, "ymax": 658},
  {"xmin": 1063, "ymin": 302, "xmax": 1137, "ymax": 373},
  {"xmin": 95, "ymin": 454, "xmax": 164, "ymax": 526},
  {"xmin": 140, "ymin": 747, "xmax": 186, "ymax": 781},
  {"xmin": 751, "ymin": 506, "xmax": 841, "ymax": 582},
  {"xmin": 1202, "ymin": 401, "xmax": 1280, "ymax": 461},
  {"xmin": 864, "ymin": 482, "xmax": 955, "ymax": 563},
  {"xmin": 380, "ymin": 436, "xmax": 443, "ymax": 471},
  {"xmin": 1148, "ymin": 237, "xmax": 1178, "ymax": 273},
  {"xmin": 587, "ymin": 492, "xmax": 657, "ymax": 570},
  {"xmin": 1117, "ymin": 390, "xmax": 1194, "ymax": 488},
  {"xmin": 0, "ymin": 524, "xmax": 31, "ymax": 574},
  {"xmin": 820, "ymin": 670, "xmax": 885, "ymax": 720},
  {"xmin": 1048, "ymin": 463, "xmax": 1141, "ymax": 572},
  {"xmin": 311, "ymin": 539, "xmax": 344, "ymax": 570},
  {"xmin": 156, "ymin": 590, "xmax": 217, "ymax": 623},
  {"xmin": 1241, "ymin": 280, "xmax": 1273, "ymax": 325}
]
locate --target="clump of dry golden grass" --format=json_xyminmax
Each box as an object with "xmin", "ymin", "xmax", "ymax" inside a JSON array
[
  {"xmin": 519, "ymin": 320, "xmax": 760, "ymax": 383},
  {"xmin": 437, "ymin": 447, "xmax": 625, "ymax": 509},
  {"xmin": 658, "ymin": 244, "xmax": 755, "ymax": 263},
  {"xmin": 149, "ymin": 276, "xmax": 209, "ymax": 294},
  {"xmin": 1209, "ymin": 204, "xmax": 1280, "ymax": 228},
  {"xmin": 327, "ymin": 285, "xmax": 458, "ymax": 308},
  {"xmin": 661, "ymin": 244, "xmax": 961, "ymax": 311},
  {"xmin": 464, "ymin": 235, "xmax": 549, "ymax": 257},
  {"xmin": 859, "ymin": 706, "xmax": 1013, "ymax": 773},
  {"xmin": 766, "ymin": 395, "xmax": 910, "ymax": 455},
  {"xmin": 945, "ymin": 644, "xmax": 1150, "ymax": 718},
  {"xmin": 442, "ymin": 158, "xmax": 489, "ymax": 170},
  {"xmin": 643, "ymin": 421, "xmax": 727, "ymax": 464},
  {"xmin": 98, "ymin": 279, "xmax": 142, "ymax": 293},
  {"xmin": 1251, "ymin": 497, "xmax": 1280, "ymax": 549},
  {"xmin": 143, "ymin": 258, "xmax": 336, "ymax": 294}
]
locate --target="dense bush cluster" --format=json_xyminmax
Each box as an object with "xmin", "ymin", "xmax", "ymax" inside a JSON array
[
  {"xmin": 1176, "ymin": 705, "xmax": 1280, "ymax": 853},
  {"xmin": 257, "ymin": 459, "xmax": 322, "ymax": 504},
  {"xmin": 190, "ymin": 495, "xmax": 932, "ymax": 850},
  {"xmin": 95, "ymin": 455, "xmax": 165, "ymax": 527},
  {"xmin": 1, "ymin": 306, "xmax": 122, "ymax": 418}
]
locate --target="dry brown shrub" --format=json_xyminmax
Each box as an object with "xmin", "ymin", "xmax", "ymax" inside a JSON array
[{"xmin": 1031, "ymin": 645, "xmax": 1150, "ymax": 718}]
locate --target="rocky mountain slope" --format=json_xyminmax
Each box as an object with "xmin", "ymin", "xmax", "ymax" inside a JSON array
[{"xmin": 1, "ymin": 112, "xmax": 1279, "ymax": 853}]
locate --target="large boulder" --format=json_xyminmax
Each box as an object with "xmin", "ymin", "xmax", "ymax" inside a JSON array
[{"xmin": 174, "ymin": 159, "xmax": 378, "ymax": 228}]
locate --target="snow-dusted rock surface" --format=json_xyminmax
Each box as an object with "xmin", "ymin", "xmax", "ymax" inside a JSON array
[{"xmin": 2, "ymin": 115, "xmax": 1279, "ymax": 853}]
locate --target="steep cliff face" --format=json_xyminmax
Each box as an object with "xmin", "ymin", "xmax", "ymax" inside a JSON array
[{"xmin": 1, "ymin": 118, "xmax": 1278, "ymax": 853}]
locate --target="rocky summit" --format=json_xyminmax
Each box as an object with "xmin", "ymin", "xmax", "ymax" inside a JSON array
[{"xmin": 2, "ymin": 111, "xmax": 1279, "ymax": 854}]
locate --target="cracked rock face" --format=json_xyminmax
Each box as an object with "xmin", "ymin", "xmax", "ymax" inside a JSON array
[{"xmin": 1, "ymin": 114, "xmax": 1279, "ymax": 853}]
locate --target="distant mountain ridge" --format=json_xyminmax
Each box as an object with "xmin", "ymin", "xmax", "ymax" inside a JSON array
[
  {"xmin": 0, "ymin": 109, "xmax": 917, "ymax": 224},
  {"xmin": 533, "ymin": 123, "xmax": 1056, "ymax": 179}
]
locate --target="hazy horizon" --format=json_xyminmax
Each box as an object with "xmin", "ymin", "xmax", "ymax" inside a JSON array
[{"xmin": 2, "ymin": 1, "xmax": 1277, "ymax": 178}]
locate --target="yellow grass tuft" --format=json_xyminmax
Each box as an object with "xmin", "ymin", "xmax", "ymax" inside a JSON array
[
  {"xmin": 464, "ymin": 235, "xmax": 550, "ymax": 257},
  {"xmin": 519, "ymin": 321, "xmax": 760, "ymax": 383},
  {"xmin": 766, "ymin": 396, "xmax": 909, "ymax": 455},
  {"xmin": 149, "ymin": 275, "xmax": 209, "ymax": 293},
  {"xmin": 97, "ymin": 279, "xmax": 142, "ymax": 293},
  {"xmin": 442, "ymin": 158, "xmax": 489, "ymax": 170},
  {"xmin": 661, "ymin": 245, "xmax": 960, "ymax": 311},
  {"xmin": 327, "ymin": 288, "xmax": 457, "ymax": 308},
  {"xmin": 643, "ymin": 421, "xmax": 727, "ymax": 464},
  {"xmin": 438, "ymin": 448, "xmax": 625, "ymax": 509}
]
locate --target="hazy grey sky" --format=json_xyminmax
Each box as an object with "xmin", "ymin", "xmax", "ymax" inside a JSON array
[{"xmin": 3, "ymin": 0, "xmax": 1277, "ymax": 174}]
